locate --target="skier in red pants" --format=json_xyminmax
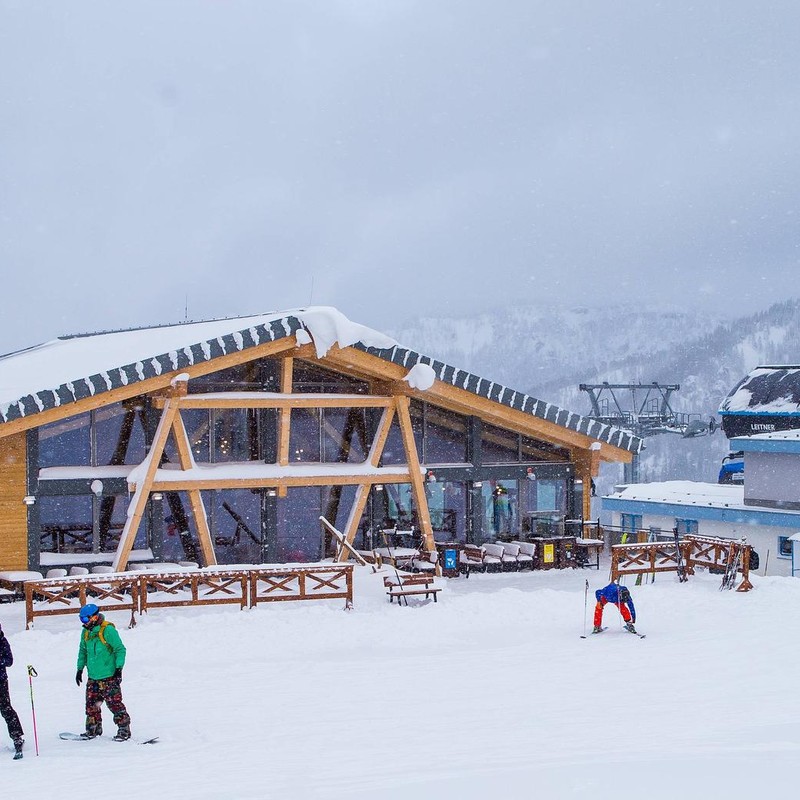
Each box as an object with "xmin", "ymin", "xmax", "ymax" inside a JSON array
[{"xmin": 593, "ymin": 582, "xmax": 637, "ymax": 634}]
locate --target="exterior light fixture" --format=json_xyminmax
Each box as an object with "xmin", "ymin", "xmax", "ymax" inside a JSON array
[
  {"xmin": 90, "ymin": 479, "xmax": 104, "ymax": 497},
  {"xmin": 23, "ymin": 495, "xmax": 36, "ymax": 506},
  {"xmin": 267, "ymin": 488, "xmax": 277, "ymax": 497},
  {"xmin": 151, "ymin": 492, "xmax": 163, "ymax": 501},
  {"xmin": 374, "ymin": 484, "xmax": 384, "ymax": 492},
  {"xmin": 473, "ymin": 481, "xmax": 483, "ymax": 488}
]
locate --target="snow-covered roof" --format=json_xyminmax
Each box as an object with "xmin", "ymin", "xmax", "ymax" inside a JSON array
[
  {"xmin": 0, "ymin": 306, "xmax": 642, "ymax": 453},
  {"xmin": 606, "ymin": 481, "xmax": 744, "ymax": 507},
  {"xmin": 602, "ymin": 479, "xmax": 800, "ymax": 529},
  {"xmin": 719, "ymin": 365, "xmax": 800, "ymax": 415}
]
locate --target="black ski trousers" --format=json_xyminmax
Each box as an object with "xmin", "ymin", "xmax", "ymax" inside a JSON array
[{"xmin": 0, "ymin": 677, "xmax": 23, "ymax": 741}]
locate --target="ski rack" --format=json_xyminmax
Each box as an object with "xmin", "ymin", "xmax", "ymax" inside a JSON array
[{"xmin": 610, "ymin": 534, "xmax": 753, "ymax": 591}]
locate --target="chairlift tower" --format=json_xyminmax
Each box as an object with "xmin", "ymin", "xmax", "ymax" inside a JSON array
[{"xmin": 579, "ymin": 382, "xmax": 716, "ymax": 483}]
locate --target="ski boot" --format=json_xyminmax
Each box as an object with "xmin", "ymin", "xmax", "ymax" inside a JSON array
[
  {"xmin": 625, "ymin": 622, "xmax": 637, "ymax": 634},
  {"xmin": 84, "ymin": 723, "xmax": 102, "ymax": 739},
  {"xmin": 113, "ymin": 724, "xmax": 131, "ymax": 742},
  {"xmin": 591, "ymin": 625, "xmax": 604, "ymax": 634},
  {"xmin": 13, "ymin": 737, "xmax": 23, "ymax": 760}
]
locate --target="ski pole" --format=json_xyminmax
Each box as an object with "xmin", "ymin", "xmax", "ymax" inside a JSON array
[
  {"xmin": 27, "ymin": 665, "xmax": 39, "ymax": 756},
  {"xmin": 582, "ymin": 579, "xmax": 589, "ymax": 637}
]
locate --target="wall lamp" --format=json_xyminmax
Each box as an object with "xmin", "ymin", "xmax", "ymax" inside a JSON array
[
  {"xmin": 90, "ymin": 479, "xmax": 104, "ymax": 497},
  {"xmin": 266, "ymin": 488, "xmax": 277, "ymax": 498},
  {"xmin": 374, "ymin": 484, "xmax": 384, "ymax": 492},
  {"xmin": 23, "ymin": 495, "xmax": 36, "ymax": 506},
  {"xmin": 473, "ymin": 481, "xmax": 483, "ymax": 488},
  {"xmin": 151, "ymin": 492, "xmax": 163, "ymax": 501}
]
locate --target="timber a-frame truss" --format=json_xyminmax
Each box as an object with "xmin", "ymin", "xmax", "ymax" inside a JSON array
[{"xmin": 111, "ymin": 370, "xmax": 435, "ymax": 572}]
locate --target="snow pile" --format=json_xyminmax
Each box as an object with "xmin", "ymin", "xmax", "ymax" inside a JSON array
[
  {"xmin": 402, "ymin": 362, "xmax": 437, "ymax": 391},
  {"xmin": 2, "ymin": 566, "xmax": 799, "ymax": 798},
  {"xmin": 296, "ymin": 306, "xmax": 397, "ymax": 358}
]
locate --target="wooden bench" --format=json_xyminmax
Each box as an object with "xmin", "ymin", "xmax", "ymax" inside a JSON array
[{"xmin": 383, "ymin": 573, "xmax": 442, "ymax": 605}]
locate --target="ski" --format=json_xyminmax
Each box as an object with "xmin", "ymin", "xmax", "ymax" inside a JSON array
[
  {"xmin": 580, "ymin": 626, "xmax": 607, "ymax": 638},
  {"xmin": 60, "ymin": 732, "xmax": 159, "ymax": 745},
  {"xmin": 625, "ymin": 628, "xmax": 646, "ymax": 639},
  {"xmin": 673, "ymin": 529, "xmax": 688, "ymax": 583}
]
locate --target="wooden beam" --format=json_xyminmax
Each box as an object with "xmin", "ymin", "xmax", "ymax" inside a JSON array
[
  {"xmin": 141, "ymin": 471, "xmax": 416, "ymax": 492},
  {"xmin": 0, "ymin": 337, "xmax": 298, "ymax": 441},
  {"xmin": 172, "ymin": 413, "xmax": 217, "ymax": 567},
  {"xmin": 276, "ymin": 357, "xmax": 293, "ymax": 498},
  {"xmin": 153, "ymin": 393, "xmax": 395, "ymax": 409},
  {"xmin": 395, "ymin": 395, "xmax": 435, "ymax": 553},
  {"xmin": 112, "ymin": 396, "xmax": 180, "ymax": 572},
  {"xmin": 368, "ymin": 405, "xmax": 396, "ymax": 467}
]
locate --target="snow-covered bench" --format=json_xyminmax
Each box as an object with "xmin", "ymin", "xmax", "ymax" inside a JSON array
[
  {"xmin": 383, "ymin": 573, "xmax": 441, "ymax": 605},
  {"xmin": 498, "ymin": 541, "xmax": 534, "ymax": 570},
  {"xmin": 410, "ymin": 549, "xmax": 438, "ymax": 573},
  {"xmin": 459, "ymin": 545, "xmax": 485, "ymax": 576},
  {"xmin": 508, "ymin": 541, "xmax": 536, "ymax": 569},
  {"xmin": 0, "ymin": 570, "xmax": 44, "ymax": 603},
  {"xmin": 481, "ymin": 543, "xmax": 516, "ymax": 571}
]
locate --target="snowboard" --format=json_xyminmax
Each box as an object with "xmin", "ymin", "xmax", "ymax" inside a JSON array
[{"xmin": 60, "ymin": 732, "xmax": 159, "ymax": 745}]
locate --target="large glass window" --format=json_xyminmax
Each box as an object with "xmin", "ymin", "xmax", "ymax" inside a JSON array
[
  {"xmin": 520, "ymin": 435, "xmax": 570, "ymax": 463},
  {"xmin": 160, "ymin": 491, "xmax": 205, "ymax": 563},
  {"xmin": 94, "ymin": 402, "xmax": 147, "ymax": 465},
  {"xmin": 424, "ymin": 405, "xmax": 468, "ymax": 464},
  {"xmin": 212, "ymin": 489, "xmax": 262, "ymax": 564},
  {"xmin": 481, "ymin": 423, "xmax": 519, "ymax": 463},
  {"xmin": 481, "ymin": 480, "xmax": 519, "ymax": 540},
  {"xmin": 39, "ymin": 495, "xmax": 93, "ymax": 553},
  {"xmin": 322, "ymin": 409, "xmax": 369, "ymax": 462},
  {"xmin": 213, "ymin": 408, "xmax": 258, "ymax": 462},
  {"xmin": 189, "ymin": 359, "xmax": 279, "ymax": 393},
  {"xmin": 426, "ymin": 480, "xmax": 467, "ymax": 543},
  {"xmin": 275, "ymin": 487, "xmax": 323, "ymax": 562},
  {"xmin": 39, "ymin": 413, "xmax": 91, "ymax": 467},
  {"xmin": 292, "ymin": 361, "xmax": 369, "ymax": 394}
]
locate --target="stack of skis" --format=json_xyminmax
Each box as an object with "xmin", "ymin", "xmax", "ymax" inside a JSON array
[{"xmin": 720, "ymin": 539, "xmax": 747, "ymax": 591}]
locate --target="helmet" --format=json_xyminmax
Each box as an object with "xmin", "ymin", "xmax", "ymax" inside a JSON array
[{"xmin": 79, "ymin": 604, "xmax": 100, "ymax": 624}]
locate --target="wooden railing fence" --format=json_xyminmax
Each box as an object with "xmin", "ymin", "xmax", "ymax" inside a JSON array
[
  {"xmin": 610, "ymin": 535, "xmax": 752, "ymax": 591},
  {"xmin": 24, "ymin": 564, "xmax": 354, "ymax": 629}
]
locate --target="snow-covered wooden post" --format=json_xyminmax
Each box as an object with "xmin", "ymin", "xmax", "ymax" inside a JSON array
[{"xmin": 112, "ymin": 374, "xmax": 188, "ymax": 572}]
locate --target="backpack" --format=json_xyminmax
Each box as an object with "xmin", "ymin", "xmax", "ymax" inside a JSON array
[{"xmin": 83, "ymin": 620, "xmax": 116, "ymax": 651}]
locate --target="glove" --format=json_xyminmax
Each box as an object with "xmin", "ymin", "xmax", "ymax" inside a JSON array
[
  {"xmin": 113, "ymin": 668, "xmax": 123, "ymax": 682},
  {"xmin": 75, "ymin": 670, "xmax": 83, "ymax": 686}
]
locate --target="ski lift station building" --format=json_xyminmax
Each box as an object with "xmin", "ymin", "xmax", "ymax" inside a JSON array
[
  {"xmin": 604, "ymin": 365, "xmax": 800, "ymax": 578},
  {"xmin": 0, "ymin": 307, "xmax": 641, "ymax": 574}
]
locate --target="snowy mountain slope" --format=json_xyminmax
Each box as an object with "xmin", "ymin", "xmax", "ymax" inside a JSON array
[{"xmin": 390, "ymin": 298, "xmax": 800, "ymax": 487}]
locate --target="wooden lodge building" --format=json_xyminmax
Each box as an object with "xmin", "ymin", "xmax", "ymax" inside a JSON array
[{"xmin": 0, "ymin": 307, "xmax": 641, "ymax": 573}]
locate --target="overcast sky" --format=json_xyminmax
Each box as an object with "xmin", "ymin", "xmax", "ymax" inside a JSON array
[{"xmin": 1, "ymin": 1, "xmax": 798, "ymax": 354}]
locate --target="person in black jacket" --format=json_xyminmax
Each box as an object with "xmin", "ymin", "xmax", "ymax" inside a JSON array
[{"xmin": 0, "ymin": 622, "xmax": 24, "ymax": 758}]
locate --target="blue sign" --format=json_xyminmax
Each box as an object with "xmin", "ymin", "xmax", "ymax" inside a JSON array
[{"xmin": 444, "ymin": 549, "xmax": 457, "ymax": 570}]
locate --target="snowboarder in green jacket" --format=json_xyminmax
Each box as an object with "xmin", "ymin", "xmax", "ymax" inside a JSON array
[{"xmin": 75, "ymin": 604, "xmax": 131, "ymax": 741}]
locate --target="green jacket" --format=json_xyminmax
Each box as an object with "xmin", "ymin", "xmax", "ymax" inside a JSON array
[{"xmin": 76, "ymin": 616, "xmax": 126, "ymax": 680}]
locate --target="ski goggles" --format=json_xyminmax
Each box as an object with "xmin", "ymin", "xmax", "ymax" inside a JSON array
[{"xmin": 80, "ymin": 613, "xmax": 98, "ymax": 625}]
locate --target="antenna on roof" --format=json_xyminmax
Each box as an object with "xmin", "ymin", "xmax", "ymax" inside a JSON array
[
  {"xmin": 184, "ymin": 294, "xmax": 189, "ymax": 323},
  {"xmin": 308, "ymin": 275, "xmax": 315, "ymax": 306}
]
